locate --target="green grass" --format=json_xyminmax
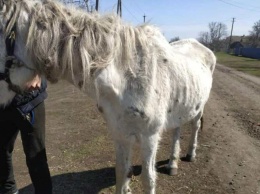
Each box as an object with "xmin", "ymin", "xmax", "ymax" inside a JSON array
[{"xmin": 215, "ymin": 52, "xmax": 260, "ymax": 77}]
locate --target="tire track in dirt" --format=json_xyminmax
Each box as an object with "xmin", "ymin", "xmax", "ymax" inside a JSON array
[
  {"xmin": 200, "ymin": 64, "xmax": 260, "ymax": 194},
  {"xmin": 213, "ymin": 64, "xmax": 260, "ymax": 140}
]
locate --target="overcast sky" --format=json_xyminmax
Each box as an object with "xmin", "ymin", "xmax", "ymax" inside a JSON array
[{"xmin": 96, "ymin": 0, "xmax": 260, "ymax": 41}]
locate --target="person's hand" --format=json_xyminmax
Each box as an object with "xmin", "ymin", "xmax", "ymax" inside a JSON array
[{"xmin": 25, "ymin": 74, "xmax": 41, "ymax": 91}]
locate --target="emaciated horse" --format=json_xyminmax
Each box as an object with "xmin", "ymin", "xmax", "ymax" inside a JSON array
[{"xmin": 0, "ymin": 0, "xmax": 216, "ymax": 193}]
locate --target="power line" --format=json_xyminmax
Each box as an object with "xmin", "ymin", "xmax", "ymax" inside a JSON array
[
  {"xmin": 229, "ymin": 0, "xmax": 260, "ymax": 10},
  {"xmin": 121, "ymin": 2, "xmax": 140, "ymax": 23},
  {"xmin": 216, "ymin": 0, "xmax": 260, "ymax": 12},
  {"xmin": 127, "ymin": 0, "xmax": 146, "ymax": 15},
  {"xmin": 121, "ymin": 0, "xmax": 143, "ymax": 23}
]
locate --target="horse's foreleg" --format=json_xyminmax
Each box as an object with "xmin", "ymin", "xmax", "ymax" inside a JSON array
[
  {"xmin": 167, "ymin": 127, "xmax": 181, "ymax": 175},
  {"xmin": 140, "ymin": 133, "xmax": 160, "ymax": 194},
  {"xmin": 115, "ymin": 138, "xmax": 133, "ymax": 194},
  {"xmin": 186, "ymin": 112, "xmax": 203, "ymax": 161}
]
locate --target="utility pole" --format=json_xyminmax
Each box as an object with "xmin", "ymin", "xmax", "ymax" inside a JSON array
[
  {"xmin": 117, "ymin": 0, "xmax": 122, "ymax": 17},
  {"xmin": 143, "ymin": 14, "xmax": 146, "ymax": 23},
  {"xmin": 228, "ymin": 17, "xmax": 235, "ymax": 51},
  {"xmin": 95, "ymin": 0, "xmax": 99, "ymax": 11}
]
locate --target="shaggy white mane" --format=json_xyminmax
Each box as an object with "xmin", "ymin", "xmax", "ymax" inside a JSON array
[{"xmin": 6, "ymin": 0, "xmax": 160, "ymax": 87}]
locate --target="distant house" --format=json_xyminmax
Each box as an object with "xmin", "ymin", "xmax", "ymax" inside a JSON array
[
  {"xmin": 228, "ymin": 35, "xmax": 250, "ymax": 45},
  {"xmin": 230, "ymin": 41, "xmax": 244, "ymax": 49},
  {"xmin": 226, "ymin": 35, "xmax": 260, "ymax": 59},
  {"xmin": 230, "ymin": 41, "xmax": 244, "ymax": 55},
  {"xmin": 226, "ymin": 35, "xmax": 249, "ymax": 54}
]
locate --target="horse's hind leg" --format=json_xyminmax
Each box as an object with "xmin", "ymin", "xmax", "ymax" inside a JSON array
[
  {"xmin": 140, "ymin": 132, "xmax": 161, "ymax": 194},
  {"xmin": 115, "ymin": 138, "xmax": 134, "ymax": 194},
  {"xmin": 167, "ymin": 127, "xmax": 181, "ymax": 175},
  {"xmin": 185, "ymin": 111, "xmax": 203, "ymax": 162}
]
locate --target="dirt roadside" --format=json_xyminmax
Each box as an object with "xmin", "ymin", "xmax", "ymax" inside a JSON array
[{"xmin": 12, "ymin": 63, "xmax": 260, "ymax": 194}]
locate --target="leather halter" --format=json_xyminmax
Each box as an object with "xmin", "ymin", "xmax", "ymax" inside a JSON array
[
  {"xmin": 0, "ymin": 21, "xmax": 21, "ymax": 93},
  {"xmin": 0, "ymin": 24, "xmax": 16, "ymax": 83},
  {"xmin": 0, "ymin": 22, "xmax": 22, "ymax": 93},
  {"xmin": 0, "ymin": 2, "xmax": 24, "ymax": 94}
]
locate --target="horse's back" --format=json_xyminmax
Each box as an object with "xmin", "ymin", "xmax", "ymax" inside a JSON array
[{"xmin": 170, "ymin": 39, "xmax": 216, "ymax": 74}]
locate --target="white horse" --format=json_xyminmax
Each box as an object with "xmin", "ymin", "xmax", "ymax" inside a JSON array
[{"xmin": 0, "ymin": 0, "xmax": 216, "ymax": 193}]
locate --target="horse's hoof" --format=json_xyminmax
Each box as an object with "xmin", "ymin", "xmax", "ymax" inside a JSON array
[
  {"xmin": 168, "ymin": 168, "xmax": 178, "ymax": 176},
  {"xmin": 185, "ymin": 154, "xmax": 196, "ymax": 162}
]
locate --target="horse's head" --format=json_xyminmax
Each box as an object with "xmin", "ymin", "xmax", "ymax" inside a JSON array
[{"xmin": 0, "ymin": 0, "xmax": 38, "ymax": 107}]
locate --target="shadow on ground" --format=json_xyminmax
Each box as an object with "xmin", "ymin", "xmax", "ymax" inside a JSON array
[
  {"xmin": 18, "ymin": 161, "xmax": 173, "ymax": 194},
  {"xmin": 19, "ymin": 167, "xmax": 116, "ymax": 194}
]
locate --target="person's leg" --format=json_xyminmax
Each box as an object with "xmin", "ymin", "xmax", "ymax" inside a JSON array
[
  {"xmin": 0, "ymin": 108, "xmax": 20, "ymax": 194},
  {"xmin": 19, "ymin": 102, "xmax": 52, "ymax": 194}
]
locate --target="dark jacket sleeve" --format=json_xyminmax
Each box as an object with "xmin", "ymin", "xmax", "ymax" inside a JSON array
[{"xmin": 12, "ymin": 78, "xmax": 48, "ymax": 114}]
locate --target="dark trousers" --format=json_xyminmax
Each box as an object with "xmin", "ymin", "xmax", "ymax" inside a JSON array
[{"xmin": 0, "ymin": 102, "xmax": 52, "ymax": 194}]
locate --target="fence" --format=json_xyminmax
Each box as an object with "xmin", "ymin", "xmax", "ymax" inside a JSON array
[{"xmin": 234, "ymin": 47, "xmax": 260, "ymax": 59}]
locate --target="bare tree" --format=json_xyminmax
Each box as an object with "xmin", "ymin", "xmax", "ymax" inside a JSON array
[
  {"xmin": 209, "ymin": 22, "xmax": 227, "ymax": 41},
  {"xmin": 208, "ymin": 22, "xmax": 227, "ymax": 51},
  {"xmin": 198, "ymin": 22, "xmax": 227, "ymax": 51},
  {"xmin": 61, "ymin": 0, "xmax": 94, "ymax": 12},
  {"xmin": 248, "ymin": 20, "xmax": 260, "ymax": 48},
  {"xmin": 169, "ymin": 36, "xmax": 180, "ymax": 43},
  {"xmin": 198, "ymin": 31, "xmax": 210, "ymax": 47}
]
